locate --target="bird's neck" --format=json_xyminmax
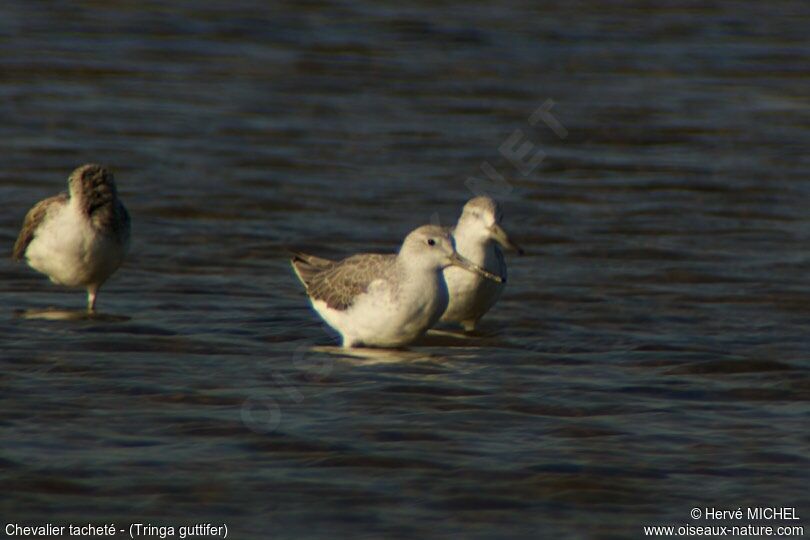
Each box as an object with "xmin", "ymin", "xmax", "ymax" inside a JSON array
[
  {"xmin": 453, "ymin": 227, "xmax": 490, "ymax": 263},
  {"xmin": 395, "ymin": 258, "xmax": 443, "ymax": 290}
]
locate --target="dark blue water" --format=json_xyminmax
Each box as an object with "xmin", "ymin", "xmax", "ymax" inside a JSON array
[{"xmin": 1, "ymin": 1, "xmax": 808, "ymax": 538}]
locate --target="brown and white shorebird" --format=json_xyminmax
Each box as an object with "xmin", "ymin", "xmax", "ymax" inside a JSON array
[
  {"xmin": 12, "ymin": 164, "xmax": 131, "ymax": 312},
  {"xmin": 291, "ymin": 225, "xmax": 503, "ymax": 348}
]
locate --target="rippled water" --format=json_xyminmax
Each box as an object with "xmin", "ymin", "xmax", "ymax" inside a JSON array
[{"xmin": 1, "ymin": 1, "xmax": 808, "ymax": 538}]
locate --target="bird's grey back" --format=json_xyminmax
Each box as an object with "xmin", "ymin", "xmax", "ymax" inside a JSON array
[{"xmin": 292, "ymin": 253, "xmax": 396, "ymax": 311}]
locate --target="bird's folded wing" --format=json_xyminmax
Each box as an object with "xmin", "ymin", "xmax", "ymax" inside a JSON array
[
  {"xmin": 299, "ymin": 253, "xmax": 395, "ymax": 311},
  {"xmin": 12, "ymin": 193, "xmax": 68, "ymax": 261}
]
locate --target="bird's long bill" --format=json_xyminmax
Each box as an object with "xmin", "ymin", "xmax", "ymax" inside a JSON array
[
  {"xmin": 490, "ymin": 223, "xmax": 525, "ymax": 255},
  {"xmin": 448, "ymin": 252, "xmax": 504, "ymax": 283}
]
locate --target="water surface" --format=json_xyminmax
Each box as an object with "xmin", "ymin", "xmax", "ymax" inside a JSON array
[{"xmin": 1, "ymin": 1, "xmax": 808, "ymax": 538}]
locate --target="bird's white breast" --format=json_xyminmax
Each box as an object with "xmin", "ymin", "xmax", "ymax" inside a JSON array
[
  {"xmin": 441, "ymin": 239, "xmax": 505, "ymax": 324},
  {"xmin": 313, "ymin": 268, "xmax": 448, "ymax": 348},
  {"xmin": 25, "ymin": 201, "xmax": 126, "ymax": 288}
]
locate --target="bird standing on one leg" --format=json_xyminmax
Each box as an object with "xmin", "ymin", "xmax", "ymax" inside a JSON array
[{"xmin": 13, "ymin": 164, "xmax": 131, "ymax": 312}]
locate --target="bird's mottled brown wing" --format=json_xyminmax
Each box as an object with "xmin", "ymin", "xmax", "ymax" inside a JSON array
[
  {"xmin": 112, "ymin": 200, "xmax": 131, "ymax": 245},
  {"xmin": 290, "ymin": 252, "xmax": 336, "ymax": 285},
  {"xmin": 292, "ymin": 253, "xmax": 395, "ymax": 311},
  {"xmin": 12, "ymin": 193, "xmax": 68, "ymax": 261}
]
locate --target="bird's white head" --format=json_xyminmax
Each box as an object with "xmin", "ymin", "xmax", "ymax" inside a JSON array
[
  {"xmin": 457, "ymin": 196, "xmax": 524, "ymax": 254},
  {"xmin": 399, "ymin": 225, "xmax": 504, "ymax": 282}
]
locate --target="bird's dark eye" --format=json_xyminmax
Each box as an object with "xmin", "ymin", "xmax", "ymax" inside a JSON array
[{"xmin": 427, "ymin": 239, "xmax": 436, "ymax": 246}]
